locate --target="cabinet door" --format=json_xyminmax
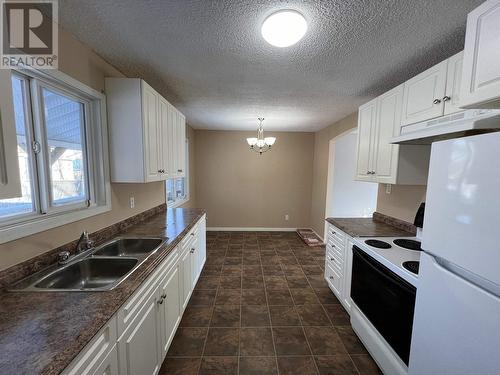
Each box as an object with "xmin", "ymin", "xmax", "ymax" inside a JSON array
[
  {"xmin": 373, "ymin": 84, "xmax": 403, "ymax": 184},
  {"xmin": 180, "ymin": 248, "xmax": 193, "ymax": 311},
  {"xmin": 0, "ymin": 70, "xmax": 21, "ymax": 198},
  {"xmin": 158, "ymin": 97, "xmax": 170, "ymax": 179},
  {"xmin": 190, "ymin": 238, "xmax": 199, "ymax": 287},
  {"xmin": 118, "ymin": 289, "xmax": 162, "ymax": 375},
  {"xmin": 460, "ymin": 0, "xmax": 500, "ymax": 108},
  {"xmin": 355, "ymin": 99, "xmax": 377, "ymax": 182},
  {"xmin": 444, "ymin": 51, "xmax": 465, "ymax": 115},
  {"xmin": 342, "ymin": 240, "xmax": 353, "ymax": 313},
  {"xmin": 142, "ymin": 84, "xmax": 161, "ymax": 182},
  {"xmin": 401, "ymin": 60, "xmax": 447, "ymax": 125},
  {"xmin": 177, "ymin": 113, "xmax": 186, "ymax": 177},
  {"xmin": 167, "ymin": 106, "xmax": 178, "ymax": 178},
  {"xmin": 159, "ymin": 265, "xmax": 181, "ymax": 358},
  {"xmin": 197, "ymin": 217, "xmax": 207, "ymax": 277}
]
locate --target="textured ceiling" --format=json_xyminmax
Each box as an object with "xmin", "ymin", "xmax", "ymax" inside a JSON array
[{"xmin": 58, "ymin": 0, "xmax": 483, "ymax": 131}]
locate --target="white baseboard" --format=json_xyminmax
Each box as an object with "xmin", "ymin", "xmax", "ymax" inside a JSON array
[{"xmin": 206, "ymin": 227, "xmax": 297, "ymax": 232}]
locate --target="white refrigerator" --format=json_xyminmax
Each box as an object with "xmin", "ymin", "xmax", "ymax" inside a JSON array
[{"xmin": 409, "ymin": 132, "xmax": 500, "ymax": 374}]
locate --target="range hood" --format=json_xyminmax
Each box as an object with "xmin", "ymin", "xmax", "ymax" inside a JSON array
[{"xmin": 391, "ymin": 109, "xmax": 500, "ymax": 145}]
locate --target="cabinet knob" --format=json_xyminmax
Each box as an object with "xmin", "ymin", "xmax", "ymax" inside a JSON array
[
  {"xmin": 433, "ymin": 98, "xmax": 442, "ymax": 104},
  {"xmin": 177, "ymin": 169, "xmax": 183, "ymax": 173},
  {"xmin": 329, "ymin": 276, "xmax": 334, "ymax": 280},
  {"xmin": 190, "ymin": 248, "xmax": 195, "ymax": 253},
  {"xmin": 330, "ymin": 257, "xmax": 334, "ymax": 261},
  {"xmin": 443, "ymin": 96, "xmax": 451, "ymax": 102}
]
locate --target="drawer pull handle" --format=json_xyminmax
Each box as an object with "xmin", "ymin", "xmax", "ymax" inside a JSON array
[
  {"xmin": 330, "ymin": 257, "xmax": 334, "ymax": 261},
  {"xmin": 190, "ymin": 248, "xmax": 195, "ymax": 253},
  {"xmin": 329, "ymin": 276, "xmax": 334, "ymax": 280}
]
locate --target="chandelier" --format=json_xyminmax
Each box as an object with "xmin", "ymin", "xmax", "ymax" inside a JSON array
[{"xmin": 246, "ymin": 118, "xmax": 276, "ymax": 154}]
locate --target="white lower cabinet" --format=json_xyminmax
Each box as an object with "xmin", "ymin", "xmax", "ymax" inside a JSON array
[
  {"xmin": 325, "ymin": 223, "xmax": 354, "ymax": 313},
  {"xmin": 63, "ymin": 214, "xmax": 206, "ymax": 375},
  {"xmin": 180, "ymin": 246, "xmax": 194, "ymax": 311},
  {"xmin": 118, "ymin": 288, "xmax": 162, "ymax": 375},
  {"xmin": 158, "ymin": 265, "xmax": 181, "ymax": 358}
]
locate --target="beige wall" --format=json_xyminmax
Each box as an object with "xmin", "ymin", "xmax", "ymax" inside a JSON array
[
  {"xmin": 194, "ymin": 130, "xmax": 314, "ymax": 228},
  {"xmin": 310, "ymin": 113, "xmax": 358, "ymax": 237},
  {"xmin": 376, "ymin": 185, "xmax": 426, "ymax": 223},
  {"xmin": 0, "ymin": 26, "xmax": 174, "ymax": 271}
]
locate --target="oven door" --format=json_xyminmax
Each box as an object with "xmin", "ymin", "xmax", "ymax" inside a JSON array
[{"xmin": 351, "ymin": 245, "xmax": 416, "ymax": 365}]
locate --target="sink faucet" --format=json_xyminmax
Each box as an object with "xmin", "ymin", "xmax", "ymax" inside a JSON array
[{"xmin": 76, "ymin": 231, "xmax": 94, "ymax": 253}]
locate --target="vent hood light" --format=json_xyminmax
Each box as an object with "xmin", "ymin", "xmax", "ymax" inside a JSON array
[{"xmin": 261, "ymin": 10, "xmax": 307, "ymax": 48}]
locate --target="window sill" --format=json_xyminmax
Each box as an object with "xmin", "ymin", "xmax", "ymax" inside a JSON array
[
  {"xmin": 167, "ymin": 198, "xmax": 189, "ymax": 209},
  {"xmin": 0, "ymin": 204, "xmax": 111, "ymax": 244}
]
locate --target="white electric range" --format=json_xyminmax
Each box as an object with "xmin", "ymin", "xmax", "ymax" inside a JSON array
[{"xmin": 349, "ymin": 235, "xmax": 422, "ymax": 375}]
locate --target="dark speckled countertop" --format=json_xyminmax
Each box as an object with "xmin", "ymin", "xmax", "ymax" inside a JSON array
[
  {"xmin": 326, "ymin": 213, "xmax": 415, "ymax": 237},
  {"xmin": 0, "ymin": 207, "xmax": 205, "ymax": 375}
]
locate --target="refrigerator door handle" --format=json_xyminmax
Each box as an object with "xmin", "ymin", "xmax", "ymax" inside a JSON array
[{"xmin": 432, "ymin": 254, "xmax": 500, "ymax": 299}]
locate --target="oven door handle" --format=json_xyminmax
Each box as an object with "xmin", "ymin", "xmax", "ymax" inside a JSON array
[{"xmin": 353, "ymin": 246, "xmax": 416, "ymax": 294}]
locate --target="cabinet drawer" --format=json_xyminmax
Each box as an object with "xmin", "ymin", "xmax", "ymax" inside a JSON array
[
  {"xmin": 327, "ymin": 249, "xmax": 343, "ymax": 273},
  {"xmin": 180, "ymin": 225, "xmax": 198, "ymax": 251},
  {"xmin": 325, "ymin": 264, "xmax": 342, "ymax": 298},
  {"xmin": 327, "ymin": 225, "xmax": 345, "ymax": 244},
  {"xmin": 92, "ymin": 344, "xmax": 119, "ymax": 375},
  {"xmin": 117, "ymin": 249, "xmax": 178, "ymax": 336},
  {"xmin": 327, "ymin": 239, "xmax": 344, "ymax": 258},
  {"xmin": 62, "ymin": 317, "xmax": 117, "ymax": 375}
]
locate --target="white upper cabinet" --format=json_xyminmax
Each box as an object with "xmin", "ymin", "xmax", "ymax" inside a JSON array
[
  {"xmin": 142, "ymin": 83, "xmax": 162, "ymax": 182},
  {"xmin": 167, "ymin": 109, "xmax": 186, "ymax": 178},
  {"xmin": 355, "ymin": 99, "xmax": 377, "ymax": 182},
  {"xmin": 105, "ymin": 78, "xmax": 186, "ymax": 183},
  {"xmin": 356, "ymin": 84, "xmax": 429, "ymax": 185},
  {"xmin": 460, "ymin": 0, "xmax": 500, "ymax": 109},
  {"xmin": 401, "ymin": 60, "xmax": 448, "ymax": 126},
  {"xmin": 444, "ymin": 52, "xmax": 464, "ymax": 115},
  {"xmin": 374, "ymin": 85, "xmax": 404, "ymax": 184},
  {"xmin": 0, "ymin": 70, "xmax": 21, "ymax": 199}
]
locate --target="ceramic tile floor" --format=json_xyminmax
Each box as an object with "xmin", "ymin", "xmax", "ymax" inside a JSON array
[{"xmin": 160, "ymin": 231, "xmax": 382, "ymax": 375}]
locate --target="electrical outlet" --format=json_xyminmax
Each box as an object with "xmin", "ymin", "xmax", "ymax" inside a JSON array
[
  {"xmin": 129, "ymin": 196, "xmax": 135, "ymax": 209},
  {"xmin": 285, "ymin": 214, "xmax": 289, "ymax": 221}
]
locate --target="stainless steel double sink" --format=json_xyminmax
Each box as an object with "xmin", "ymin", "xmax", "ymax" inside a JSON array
[{"xmin": 11, "ymin": 237, "xmax": 166, "ymax": 292}]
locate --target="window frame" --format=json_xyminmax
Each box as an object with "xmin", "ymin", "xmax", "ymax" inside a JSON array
[
  {"xmin": 0, "ymin": 67, "xmax": 111, "ymax": 243},
  {"xmin": 166, "ymin": 138, "xmax": 189, "ymax": 208}
]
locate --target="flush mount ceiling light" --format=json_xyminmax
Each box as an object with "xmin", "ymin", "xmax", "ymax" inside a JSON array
[
  {"xmin": 261, "ymin": 10, "xmax": 307, "ymax": 47},
  {"xmin": 246, "ymin": 118, "xmax": 276, "ymax": 155}
]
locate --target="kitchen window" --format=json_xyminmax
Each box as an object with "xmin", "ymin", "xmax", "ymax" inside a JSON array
[
  {"xmin": 166, "ymin": 140, "xmax": 189, "ymax": 208},
  {"xmin": 0, "ymin": 69, "xmax": 110, "ymax": 243}
]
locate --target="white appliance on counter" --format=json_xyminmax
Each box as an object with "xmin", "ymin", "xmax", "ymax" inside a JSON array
[{"xmin": 409, "ymin": 132, "xmax": 500, "ymax": 374}]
